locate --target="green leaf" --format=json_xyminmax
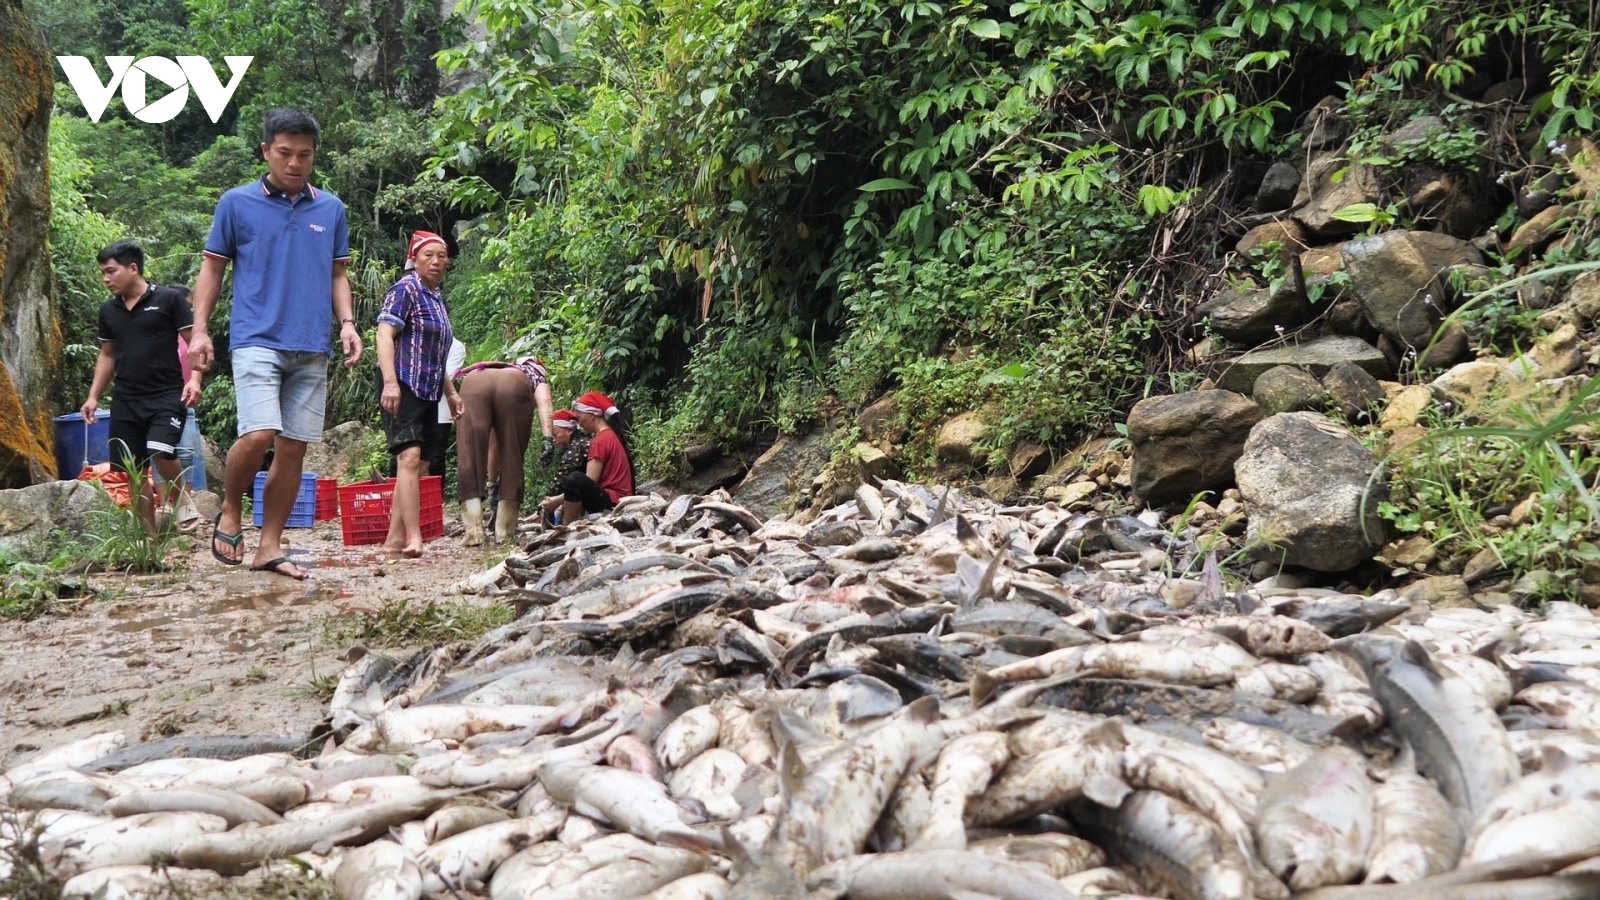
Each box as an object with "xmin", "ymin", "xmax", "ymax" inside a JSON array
[
  {"xmin": 968, "ymin": 18, "xmax": 1002, "ymax": 39},
  {"xmin": 860, "ymin": 178, "xmax": 918, "ymax": 192}
]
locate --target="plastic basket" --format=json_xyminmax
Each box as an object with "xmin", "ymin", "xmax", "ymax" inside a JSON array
[
  {"xmin": 315, "ymin": 478, "xmax": 338, "ymax": 521},
  {"xmin": 338, "ymin": 476, "xmax": 443, "ymax": 546},
  {"xmin": 252, "ymin": 472, "xmax": 319, "ymax": 528}
]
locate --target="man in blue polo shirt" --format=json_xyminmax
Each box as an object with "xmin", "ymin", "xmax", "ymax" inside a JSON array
[{"xmin": 188, "ymin": 108, "xmax": 363, "ymax": 579}]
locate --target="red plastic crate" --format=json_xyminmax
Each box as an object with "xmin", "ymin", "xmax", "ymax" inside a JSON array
[
  {"xmin": 338, "ymin": 476, "xmax": 444, "ymax": 546},
  {"xmin": 315, "ymin": 478, "xmax": 338, "ymax": 521}
]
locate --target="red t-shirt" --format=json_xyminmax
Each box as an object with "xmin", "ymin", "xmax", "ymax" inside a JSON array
[{"xmin": 588, "ymin": 428, "xmax": 634, "ymax": 504}]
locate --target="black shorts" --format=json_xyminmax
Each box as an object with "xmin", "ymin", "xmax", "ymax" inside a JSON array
[
  {"xmin": 559, "ymin": 472, "xmax": 614, "ymax": 512},
  {"xmin": 383, "ymin": 382, "xmax": 435, "ymax": 454},
  {"xmin": 109, "ymin": 393, "xmax": 185, "ymax": 475}
]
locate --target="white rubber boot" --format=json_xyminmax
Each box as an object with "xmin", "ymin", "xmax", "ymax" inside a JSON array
[
  {"xmin": 495, "ymin": 499, "xmax": 519, "ymax": 544},
  {"xmin": 462, "ymin": 498, "xmax": 486, "ymax": 547}
]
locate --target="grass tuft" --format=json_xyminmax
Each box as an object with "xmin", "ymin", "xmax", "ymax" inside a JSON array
[{"xmin": 321, "ymin": 598, "xmax": 514, "ymax": 648}]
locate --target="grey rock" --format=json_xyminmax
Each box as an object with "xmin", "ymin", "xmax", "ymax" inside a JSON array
[
  {"xmin": 1293, "ymin": 153, "xmax": 1382, "ymax": 238},
  {"xmin": 1322, "ymin": 362, "xmax": 1386, "ymax": 422},
  {"xmin": 1201, "ymin": 283, "xmax": 1310, "ymax": 345},
  {"xmin": 1383, "ymin": 115, "xmax": 1447, "ymax": 149},
  {"xmin": 735, "ymin": 428, "xmax": 833, "ymax": 519},
  {"xmin": 858, "ymin": 394, "xmax": 904, "ymax": 444},
  {"xmin": 1255, "ymin": 162, "xmax": 1302, "ymax": 212},
  {"xmin": 1213, "ymin": 335, "xmax": 1390, "ymax": 394},
  {"xmin": 1342, "ymin": 230, "xmax": 1482, "ymax": 350},
  {"xmin": 303, "ymin": 421, "xmax": 383, "ymax": 484},
  {"xmin": 1235, "ymin": 412, "xmax": 1388, "ymax": 572},
  {"xmin": 1127, "ymin": 391, "xmax": 1264, "ymax": 509},
  {"xmin": 936, "ymin": 411, "xmax": 991, "ymax": 468},
  {"xmin": 0, "ymin": 480, "xmax": 116, "ymax": 561},
  {"xmin": 1252, "ymin": 366, "xmax": 1324, "ymax": 415}
]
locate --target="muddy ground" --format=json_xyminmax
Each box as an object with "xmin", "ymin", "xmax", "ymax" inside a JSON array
[{"xmin": 0, "ymin": 517, "xmax": 500, "ymax": 769}]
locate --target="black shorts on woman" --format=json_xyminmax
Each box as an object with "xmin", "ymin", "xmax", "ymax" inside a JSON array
[{"xmin": 382, "ymin": 382, "xmax": 437, "ymax": 454}]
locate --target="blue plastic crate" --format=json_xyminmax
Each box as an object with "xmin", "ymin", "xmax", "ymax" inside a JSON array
[{"xmin": 252, "ymin": 471, "xmax": 320, "ymax": 528}]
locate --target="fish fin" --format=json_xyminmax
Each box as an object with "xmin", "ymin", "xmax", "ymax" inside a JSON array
[
  {"xmin": 970, "ymin": 671, "xmax": 999, "ymax": 707},
  {"xmin": 614, "ymin": 641, "xmax": 638, "ymax": 669},
  {"xmin": 1543, "ymin": 744, "xmax": 1578, "ymax": 774},
  {"xmin": 1401, "ymin": 639, "xmax": 1443, "ymax": 675},
  {"xmin": 1084, "ymin": 719, "xmax": 1128, "ymax": 750},
  {"xmin": 661, "ymin": 825, "xmax": 724, "ymax": 853},
  {"xmin": 904, "ymin": 694, "xmax": 941, "ymax": 724},
  {"xmin": 1084, "ymin": 773, "xmax": 1133, "ymax": 808}
]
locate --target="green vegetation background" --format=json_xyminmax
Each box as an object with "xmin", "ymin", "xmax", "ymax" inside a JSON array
[{"xmin": 30, "ymin": 0, "xmax": 1600, "ymax": 485}]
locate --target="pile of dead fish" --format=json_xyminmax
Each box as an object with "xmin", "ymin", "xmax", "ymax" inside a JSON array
[{"xmin": 8, "ymin": 481, "xmax": 1600, "ymax": 899}]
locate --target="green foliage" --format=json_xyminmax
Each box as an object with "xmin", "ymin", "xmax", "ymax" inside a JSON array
[
  {"xmin": 0, "ymin": 548, "xmax": 86, "ymax": 621},
  {"xmin": 84, "ymin": 452, "xmax": 184, "ymax": 573},
  {"xmin": 322, "ymin": 598, "xmax": 515, "ymax": 648},
  {"xmin": 1378, "ymin": 377, "xmax": 1600, "ymax": 603}
]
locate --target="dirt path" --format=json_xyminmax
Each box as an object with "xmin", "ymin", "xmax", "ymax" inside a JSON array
[{"xmin": 0, "ymin": 517, "xmax": 499, "ymax": 767}]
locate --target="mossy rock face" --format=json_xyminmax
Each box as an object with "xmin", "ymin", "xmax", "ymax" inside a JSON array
[{"xmin": 0, "ymin": 0, "xmax": 60, "ymax": 485}]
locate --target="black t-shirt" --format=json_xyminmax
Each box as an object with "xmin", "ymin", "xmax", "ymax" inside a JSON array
[{"xmin": 97, "ymin": 286, "xmax": 193, "ymax": 399}]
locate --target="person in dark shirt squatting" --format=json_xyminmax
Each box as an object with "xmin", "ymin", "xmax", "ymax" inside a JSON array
[
  {"xmin": 537, "ymin": 408, "xmax": 592, "ymax": 525},
  {"xmin": 81, "ymin": 241, "xmax": 202, "ymax": 534}
]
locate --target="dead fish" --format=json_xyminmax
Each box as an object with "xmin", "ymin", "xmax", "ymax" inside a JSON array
[
  {"xmin": 1254, "ymin": 745, "xmax": 1374, "ymax": 890},
  {"xmin": 538, "ymin": 759, "xmax": 718, "ymax": 851},
  {"xmin": 60, "ymin": 865, "xmax": 223, "ymax": 900},
  {"xmin": 1070, "ymin": 790, "xmax": 1253, "ymax": 900},
  {"xmin": 102, "ymin": 786, "xmax": 282, "ymax": 827},
  {"xmin": 82, "ymin": 735, "xmax": 310, "ymax": 773},
  {"xmin": 909, "ymin": 731, "xmax": 1010, "ymax": 850},
  {"xmin": 967, "ymin": 721, "xmax": 1130, "ymax": 825},
  {"xmin": 417, "ymin": 809, "xmax": 568, "ymax": 894},
  {"xmin": 173, "ymin": 792, "xmax": 456, "ymax": 874},
  {"xmin": 332, "ymin": 840, "xmax": 424, "ymax": 900},
  {"xmin": 807, "ymin": 850, "xmax": 1077, "ymax": 900},
  {"xmin": 1340, "ymin": 636, "xmax": 1518, "ymax": 821},
  {"xmin": 422, "ymin": 800, "xmax": 514, "ymax": 844},
  {"xmin": 1365, "ymin": 747, "xmax": 1463, "ymax": 884},
  {"xmin": 43, "ymin": 811, "xmax": 229, "ymax": 879}
]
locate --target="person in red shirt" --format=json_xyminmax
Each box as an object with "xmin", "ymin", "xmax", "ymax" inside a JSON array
[{"xmin": 559, "ymin": 391, "xmax": 634, "ymax": 524}]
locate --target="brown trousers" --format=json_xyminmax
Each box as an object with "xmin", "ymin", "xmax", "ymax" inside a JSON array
[{"xmin": 457, "ymin": 369, "xmax": 534, "ymax": 505}]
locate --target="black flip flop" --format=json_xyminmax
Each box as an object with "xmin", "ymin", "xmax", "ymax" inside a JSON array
[
  {"xmin": 250, "ymin": 556, "xmax": 308, "ymax": 580},
  {"xmin": 211, "ymin": 514, "xmax": 244, "ymax": 566}
]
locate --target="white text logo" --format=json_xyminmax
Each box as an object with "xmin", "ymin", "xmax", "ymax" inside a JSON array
[{"xmin": 56, "ymin": 56, "xmax": 253, "ymax": 124}]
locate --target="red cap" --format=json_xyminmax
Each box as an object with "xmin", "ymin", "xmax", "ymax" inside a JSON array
[
  {"xmin": 552, "ymin": 409, "xmax": 579, "ymax": 429},
  {"xmin": 573, "ymin": 391, "xmax": 618, "ymax": 417},
  {"xmin": 407, "ymin": 230, "xmax": 447, "ymax": 260}
]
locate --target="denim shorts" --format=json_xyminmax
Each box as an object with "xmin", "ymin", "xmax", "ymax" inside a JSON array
[{"xmin": 233, "ymin": 346, "xmax": 328, "ymax": 442}]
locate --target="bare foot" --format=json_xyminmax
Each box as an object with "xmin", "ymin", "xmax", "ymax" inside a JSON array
[{"xmin": 402, "ymin": 546, "xmax": 423, "ymax": 559}]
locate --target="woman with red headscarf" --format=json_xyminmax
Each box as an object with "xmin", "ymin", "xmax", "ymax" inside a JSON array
[
  {"xmin": 558, "ymin": 391, "xmax": 635, "ymax": 524},
  {"xmin": 377, "ymin": 230, "xmax": 462, "ymax": 557}
]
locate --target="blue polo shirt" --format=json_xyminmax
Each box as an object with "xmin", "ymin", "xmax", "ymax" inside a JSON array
[{"xmin": 203, "ymin": 177, "xmax": 351, "ymax": 355}]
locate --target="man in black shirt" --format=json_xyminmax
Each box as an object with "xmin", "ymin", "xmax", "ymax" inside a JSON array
[{"xmin": 82, "ymin": 242, "xmax": 201, "ymax": 532}]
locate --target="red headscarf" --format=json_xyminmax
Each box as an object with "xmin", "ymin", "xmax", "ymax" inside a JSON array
[
  {"xmin": 552, "ymin": 409, "xmax": 579, "ymax": 430},
  {"xmin": 573, "ymin": 391, "xmax": 618, "ymax": 418},
  {"xmin": 405, "ymin": 230, "xmax": 447, "ymax": 270}
]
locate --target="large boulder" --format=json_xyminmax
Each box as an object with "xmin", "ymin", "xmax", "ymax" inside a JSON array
[
  {"xmin": 302, "ymin": 420, "xmax": 382, "ymax": 483},
  {"xmin": 734, "ymin": 428, "xmax": 833, "ymax": 518},
  {"xmin": 936, "ymin": 411, "xmax": 991, "ymax": 468},
  {"xmin": 1235, "ymin": 412, "xmax": 1388, "ymax": 571},
  {"xmin": 0, "ymin": 1, "xmax": 60, "ymax": 486},
  {"xmin": 1213, "ymin": 335, "xmax": 1390, "ymax": 394},
  {"xmin": 0, "ymin": 480, "xmax": 116, "ymax": 561},
  {"xmin": 1200, "ymin": 283, "xmax": 1311, "ymax": 345},
  {"xmin": 1128, "ymin": 391, "xmax": 1263, "ymax": 509},
  {"xmin": 1292, "ymin": 153, "xmax": 1382, "ymax": 238},
  {"xmin": 1342, "ymin": 230, "xmax": 1483, "ymax": 351}
]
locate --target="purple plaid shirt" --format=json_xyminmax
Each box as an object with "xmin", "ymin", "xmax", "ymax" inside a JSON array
[{"xmin": 377, "ymin": 271, "xmax": 453, "ymax": 402}]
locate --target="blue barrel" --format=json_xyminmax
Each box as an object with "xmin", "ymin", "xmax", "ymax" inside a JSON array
[{"xmin": 53, "ymin": 412, "xmax": 112, "ymax": 479}]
